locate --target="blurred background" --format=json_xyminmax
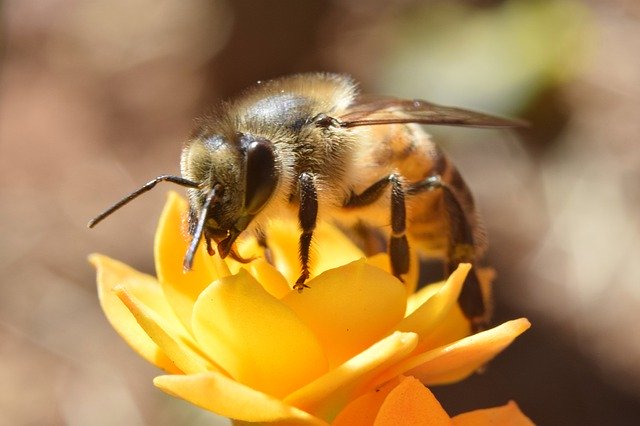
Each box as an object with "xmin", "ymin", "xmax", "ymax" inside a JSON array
[{"xmin": 1, "ymin": 0, "xmax": 639, "ymax": 424}]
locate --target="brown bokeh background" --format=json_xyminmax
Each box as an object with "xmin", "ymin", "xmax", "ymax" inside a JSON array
[{"xmin": 2, "ymin": 0, "xmax": 639, "ymax": 424}]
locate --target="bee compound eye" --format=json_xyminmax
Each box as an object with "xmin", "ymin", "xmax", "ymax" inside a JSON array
[{"xmin": 244, "ymin": 138, "xmax": 278, "ymax": 215}]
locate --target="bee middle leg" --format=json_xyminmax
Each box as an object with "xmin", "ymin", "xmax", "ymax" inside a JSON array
[{"xmin": 343, "ymin": 173, "xmax": 410, "ymax": 280}]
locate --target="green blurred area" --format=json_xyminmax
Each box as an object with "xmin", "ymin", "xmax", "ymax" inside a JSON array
[{"xmin": 379, "ymin": 0, "xmax": 591, "ymax": 113}]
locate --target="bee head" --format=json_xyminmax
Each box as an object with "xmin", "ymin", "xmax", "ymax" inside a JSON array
[{"xmin": 181, "ymin": 132, "xmax": 279, "ymax": 268}]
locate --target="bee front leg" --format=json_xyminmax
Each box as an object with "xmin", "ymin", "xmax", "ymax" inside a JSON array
[
  {"xmin": 343, "ymin": 173, "xmax": 410, "ymax": 281},
  {"xmin": 254, "ymin": 226, "xmax": 274, "ymax": 265},
  {"xmin": 294, "ymin": 172, "xmax": 318, "ymax": 292}
]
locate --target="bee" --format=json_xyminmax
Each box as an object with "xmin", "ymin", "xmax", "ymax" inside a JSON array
[{"xmin": 89, "ymin": 73, "xmax": 523, "ymax": 330}]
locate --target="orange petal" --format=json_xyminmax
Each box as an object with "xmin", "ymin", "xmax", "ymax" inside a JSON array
[
  {"xmin": 115, "ymin": 286, "xmax": 220, "ymax": 375},
  {"xmin": 154, "ymin": 192, "xmax": 219, "ymax": 333},
  {"xmin": 90, "ymin": 254, "xmax": 181, "ymax": 373},
  {"xmin": 191, "ymin": 269, "xmax": 328, "ymax": 398},
  {"xmin": 282, "ymin": 259, "xmax": 407, "ymax": 368},
  {"xmin": 284, "ymin": 332, "xmax": 418, "ymax": 419},
  {"xmin": 375, "ymin": 319, "xmax": 531, "ymax": 386},
  {"xmin": 375, "ymin": 376, "xmax": 451, "ymax": 426},
  {"xmin": 332, "ymin": 377, "xmax": 403, "ymax": 426},
  {"xmin": 154, "ymin": 372, "xmax": 327, "ymax": 425},
  {"xmin": 397, "ymin": 264, "xmax": 471, "ymax": 343},
  {"xmin": 452, "ymin": 401, "xmax": 534, "ymax": 426},
  {"xmin": 266, "ymin": 219, "xmax": 364, "ymax": 285}
]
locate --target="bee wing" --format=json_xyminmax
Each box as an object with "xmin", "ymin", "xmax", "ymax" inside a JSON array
[{"xmin": 337, "ymin": 96, "xmax": 526, "ymax": 128}]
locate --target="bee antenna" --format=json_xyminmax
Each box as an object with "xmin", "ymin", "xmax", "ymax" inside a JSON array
[
  {"xmin": 88, "ymin": 175, "xmax": 200, "ymax": 228},
  {"xmin": 183, "ymin": 184, "xmax": 223, "ymax": 271}
]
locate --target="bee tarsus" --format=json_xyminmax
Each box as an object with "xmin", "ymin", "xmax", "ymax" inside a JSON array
[{"xmin": 457, "ymin": 267, "xmax": 488, "ymax": 333}]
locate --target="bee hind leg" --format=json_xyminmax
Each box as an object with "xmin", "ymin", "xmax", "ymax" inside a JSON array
[{"xmin": 408, "ymin": 175, "xmax": 488, "ymax": 332}]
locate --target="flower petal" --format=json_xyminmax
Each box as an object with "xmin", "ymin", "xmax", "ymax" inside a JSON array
[
  {"xmin": 419, "ymin": 304, "xmax": 471, "ymax": 352},
  {"xmin": 311, "ymin": 221, "xmax": 368, "ymax": 275},
  {"xmin": 114, "ymin": 286, "xmax": 220, "ymax": 375},
  {"xmin": 367, "ymin": 251, "xmax": 420, "ymax": 296},
  {"xmin": 154, "ymin": 192, "xmax": 219, "ymax": 333},
  {"xmin": 375, "ymin": 319, "xmax": 531, "ymax": 386},
  {"xmin": 284, "ymin": 332, "xmax": 418, "ymax": 420},
  {"xmin": 397, "ymin": 264, "xmax": 471, "ymax": 345},
  {"xmin": 452, "ymin": 401, "xmax": 534, "ymax": 426},
  {"xmin": 90, "ymin": 254, "xmax": 181, "ymax": 373},
  {"xmin": 266, "ymin": 219, "xmax": 365, "ymax": 285},
  {"xmin": 375, "ymin": 376, "xmax": 451, "ymax": 426},
  {"xmin": 282, "ymin": 259, "xmax": 407, "ymax": 368},
  {"xmin": 245, "ymin": 258, "xmax": 291, "ymax": 299},
  {"xmin": 191, "ymin": 269, "xmax": 328, "ymax": 398},
  {"xmin": 333, "ymin": 376, "xmax": 452, "ymax": 426},
  {"xmin": 154, "ymin": 372, "xmax": 327, "ymax": 425},
  {"xmin": 260, "ymin": 219, "xmax": 298, "ymax": 284},
  {"xmin": 406, "ymin": 282, "xmax": 442, "ymax": 316},
  {"xmin": 402, "ymin": 274, "xmax": 471, "ymax": 352},
  {"xmin": 332, "ymin": 377, "xmax": 403, "ymax": 426}
]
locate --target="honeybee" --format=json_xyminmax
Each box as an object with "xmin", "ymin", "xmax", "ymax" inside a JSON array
[{"xmin": 89, "ymin": 73, "xmax": 523, "ymax": 330}]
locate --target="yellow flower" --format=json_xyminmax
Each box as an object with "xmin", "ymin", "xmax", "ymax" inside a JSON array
[{"xmin": 91, "ymin": 192, "xmax": 531, "ymax": 425}]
